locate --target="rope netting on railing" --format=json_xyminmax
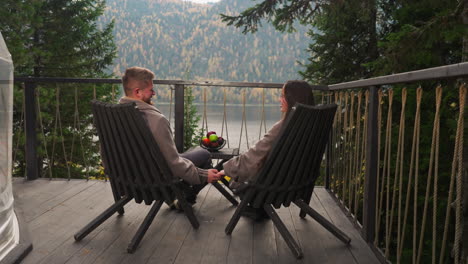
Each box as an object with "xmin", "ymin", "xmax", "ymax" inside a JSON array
[
  {"xmin": 327, "ymin": 83, "xmax": 466, "ymax": 263},
  {"xmin": 12, "ymin": 82, "xmax": 118, "ymax": 180},
  {"xmin": 12, "ymin": 82, "xmax": 283, "ymax": 180}
]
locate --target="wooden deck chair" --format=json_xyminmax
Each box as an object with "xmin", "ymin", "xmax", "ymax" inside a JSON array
[
  {"xmin": 225, "ymin": 103, "xmax": 351, "ymax": 259},
  {"xmin": 74, "ymin": 101, "xmax": 238, "ymax": 253}
]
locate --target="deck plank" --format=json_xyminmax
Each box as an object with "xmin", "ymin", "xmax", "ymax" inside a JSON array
[
  {"xmin": 271, "ymin": 207, "xmax": 299, "ymax": 264},
  {"xmin": 173, "ymin": 185, "xmax": 230, "ymax": 264},
  {"xmin": 226, "ymin": 217, "xmax": 253, "ymax": 264},
  {"xmin": 289, "ymin": 193, "xmax": 357, "ymax": 263},
  {"xmin": 14, "ymin": 179, "xmax": 93, "ymax": 222},
  {"xmin": 198, "ymin": 187, "xmax": 236, "ymax": 264},
  {"xmin": 314, "ymin": 188, "xmax": 380, "ymax": 263},
  {"xmin": 19, "ymin": 181, "xmax": 111, "ymax": 264},
  {"xmin": 13, "ymin": 179, "xmax": 379, "ymax": 264},
  {"xmin": 143, "ymin": 186, "xmax": 211, "ymax": 263}
]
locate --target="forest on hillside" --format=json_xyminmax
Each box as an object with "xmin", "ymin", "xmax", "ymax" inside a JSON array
[{"xmin": 99, "ymin": 0, "xmax": 311, "ymax": 104}]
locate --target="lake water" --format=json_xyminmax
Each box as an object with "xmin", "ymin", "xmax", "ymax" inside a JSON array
[{"xmin": 156, "ymin": 103, "xmax": 283, "ymax": 152}]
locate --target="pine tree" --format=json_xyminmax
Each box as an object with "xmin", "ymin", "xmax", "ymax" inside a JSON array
[
  {"xmin": 1, "ymin": 0, "xmax": 117, "ymax": 178},
  {"xmin": 300, "ymin": 0, "xmax": 379, "ymax": 84}
]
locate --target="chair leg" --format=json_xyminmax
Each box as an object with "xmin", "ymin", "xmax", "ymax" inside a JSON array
[
  {"xmin": 263, "ymin": 204, "xmax": 304, "ymax": 259},
  {"xmin": 294, "ymin": 199, "xmax": 351, "ymax": 245},
  {"xmin": 212, "ymin": 182, "xmax": 238, "ymax": 206},
  {"xmin": 173, "ymin": 187, "xmax": 200, "ymax": 229},
  {"xmin": 127, "ymin": 200, "xmax": 164, "ymax": 253},
  {"xmin": 74, "ymin": 196, "xmax": 132, "ymax": 241},
  {"xmin": 299, "ymin": 209, "xmax": 307, "ymax": 218},
  {"xmin": 109, "ymin": 179, "xmax": 125, "ymax": 215},
  {"xmin": 225, "ymin": 198, "xmax": 249, "ymax": 235},
  {"xmin": 299, "ymin": 190, "xmax": 313, "ymax": 218}
]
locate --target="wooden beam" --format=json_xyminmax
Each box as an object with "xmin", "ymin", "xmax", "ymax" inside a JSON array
[
  {"xmin": 329, "ymin": 62, "xmax": 468, "ymax": 90},
  {"xmin": 174, "ymin": 84, "xmax": 184, "ymax": 153},
  {"xmin": 362, "ymin": 86, "xmax": 378, "ymax": 243},
  {"xmin": 24, "ymin": 81, "xmax": 38, "ymax": 180}
]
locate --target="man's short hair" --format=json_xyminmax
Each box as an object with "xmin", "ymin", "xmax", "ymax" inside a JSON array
[{"xmin": 122, "ymin": 67, "xmax": 155, "ymax": 96}]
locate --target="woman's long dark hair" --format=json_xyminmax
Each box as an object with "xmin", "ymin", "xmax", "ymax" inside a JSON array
[{"xmin": 283, "ymin": 80, "xmax": 315, "ymax": 118}]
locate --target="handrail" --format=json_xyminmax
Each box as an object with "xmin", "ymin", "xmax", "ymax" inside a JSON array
[
  {"xmin": 14, "ymin": 77, "xmax": 289, "ymax": 88},
  {"xmin": 329, "ymin": 62, "xmax": 468, "ymax": 90}
]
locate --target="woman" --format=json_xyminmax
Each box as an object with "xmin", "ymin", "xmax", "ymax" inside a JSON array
[{"xmin": 219, "ymin": 80, "xmax": 315, "ymax": 219}]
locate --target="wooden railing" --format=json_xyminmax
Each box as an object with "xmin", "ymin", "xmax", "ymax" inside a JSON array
[
  {"xmin": 321, "ymin": 62, "xmax": 468, "ymax": 263},
  {"xmin": 13, "ymin": 62, "xmax": 468, "ymax": 263}
]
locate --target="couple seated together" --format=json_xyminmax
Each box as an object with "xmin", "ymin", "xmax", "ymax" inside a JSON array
[{"xmin": 120, "ymin": 66, "xmax": 315, "ymax": 220}]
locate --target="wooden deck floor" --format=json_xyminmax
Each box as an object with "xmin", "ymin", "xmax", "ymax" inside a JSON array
[{"xmin": 12, "ymin": 178, "xmax": 379, "ymax": 264}]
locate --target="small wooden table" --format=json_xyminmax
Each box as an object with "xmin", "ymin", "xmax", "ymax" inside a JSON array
[{"xmin": 208, "ymin": 148, "xmax": 240, "ymax": 160}]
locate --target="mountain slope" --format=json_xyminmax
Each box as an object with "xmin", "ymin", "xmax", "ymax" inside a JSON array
[{"xmin": 100, "ymin": 0, "xmax": 311, "ymax": 103}]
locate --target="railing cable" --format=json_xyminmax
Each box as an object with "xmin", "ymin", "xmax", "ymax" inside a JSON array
[
  {"xmin": 93, "ymin": 84, "xmax": 96, "ymax": 100},
  {"xmin": 50, "ymin": 84, "xmax": 71, "ymax": 180},
  {"xmin": 221, "ymin": 88, "xmax": 230, "ymax": 148},
  {"xmin": 168, "ymin": 85, "xmax": 174, "ymax": 126},
  {"xmin": 375, "ymin": 88, "xmax": 384, "ymax": 245},
  {"xmin": 383, "ymin": 89, "xmax": 394, "ymax": 258},
  {"xmin": 13, "ymin": 86, "xmax": 25, "ymax": 177},
  {"xmin": 390, "ymin": 88, "xmax": 407, "ymax": 263},
  {"xmin": 201, "ymin": 87, "xmax": 209, "ymax": 136},
  {"xmin": 342, "ymin": 92, "xmax": 349, "ymax": 205},
  {"xmin": 36, "ymin": 86, "xmax": 53, "ymax": 179},
  {"xmin": 361, "ymin": 90, "xmax": 369, "ymax": 223},
  {"xmin": 331, "ymin": 91, "xmax": 340, "ymax": 193},
  {"xmin": 70, "ymin": 86, "xmax": 90, "ymax": 180},
  {"xmin": 416, "ymin": 85, "xmax": 442, "ymax": 264},
  {"xmin": 396, "ymin": 87, "xmax": 422, "ymax": 262},
  {"xmin": 348, "ymin": 92, "xmax": 355, "ymax": 211},
  {"xmin": 453, "ymin": 83, "xmax": 466, "ymax": 264},
  {"xmin": 353, "ymin": 91, "xmax": 363, "ymax": 223},
  {"xmin": 339, "ymin": 92, "xmax": 345, "ymax": 200},
  {"xmin": 439, "ymin": 84, "xmax": 465, "ymax": 263},
  {"xmin": 238, "ymin": 89, "xmax": 249, "ymax": 149},
  {"xmin": 111, "ymin": 84, "xmax": 116, "ymax": 102},
  {"xmin": 258, "ymin": 88, "xmax": 267, "ymax": 140}
]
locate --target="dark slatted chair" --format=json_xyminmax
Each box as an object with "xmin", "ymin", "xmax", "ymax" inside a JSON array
[
  {"xmin": 225, "ymin": 103, "xmax": 351, "ymax": 259},
  {"xmin": 74, "ymin": 100, "xmax": 238, "ymax": 253}
]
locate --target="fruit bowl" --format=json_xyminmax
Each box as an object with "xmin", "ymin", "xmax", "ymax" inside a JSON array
[
  {"xmin": 200, "ymin": 138, "xmax": 226, "ymax": 152},
  {"xmin": 200, "ymin": 131, "xmax": 226, "ymax": 152}
]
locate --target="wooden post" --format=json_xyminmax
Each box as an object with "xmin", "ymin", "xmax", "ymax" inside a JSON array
[
  {"xmin": 325, "ymin": 142, "xmax": 331, "ymax": 189},
  {"xmin": 362, "ymin": 86, "xmax": 378, "ymax": 243},
  {"xmin": 174, "ymin": 84, "xmax": 184, "ymax": 153},
  {"xmin": 24, "ymin": 80, "xmax": 38, "ymax": 180}
]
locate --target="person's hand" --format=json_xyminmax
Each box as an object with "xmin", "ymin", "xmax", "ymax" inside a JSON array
[
  {"xmin": 218, "ymin": 170, "xmax": 225, "ymax": 176},
  {"xmin": 207, "ymin": 169, "xmax": 221, "ymax": 183}
]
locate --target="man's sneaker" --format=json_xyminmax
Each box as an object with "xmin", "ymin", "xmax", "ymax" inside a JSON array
[
  {"xmin": 168, "ymin": 198, "xmax": 196, "ymax": 211},
  {"xmin": 168, "ymin": 199, "xmax": 181, "ymax": 210}
]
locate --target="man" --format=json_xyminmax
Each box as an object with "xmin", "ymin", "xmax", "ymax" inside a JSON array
[{"xmin": 119, "ymin": 66, "xmax": 221, "ymax": 206}]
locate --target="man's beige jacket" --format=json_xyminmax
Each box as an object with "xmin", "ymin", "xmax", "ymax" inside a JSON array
[{"xmin": 119, "ymin": 97, "xmax": 207, "ymax": 185}]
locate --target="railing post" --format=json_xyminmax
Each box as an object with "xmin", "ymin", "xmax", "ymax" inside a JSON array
[
  {"xmin": 24, "ymin": 80, "xmax": 38, "ymax": 180},
  {"xmin": 362, "ymin": 85, "xmax": 378, "ymax": 243},
  {"xmin": 325, "ymin": 137, "xmax": 331, "ymax": 189},
  {"xmin": 325, "ymin": 91, "xmax": 332, "ymax": 190},
  {"xmin": 174, "ymin": 84, "xmax": 184, "ymax": 153}
]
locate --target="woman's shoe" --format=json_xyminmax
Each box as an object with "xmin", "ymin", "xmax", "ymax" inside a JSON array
[{"xmin": 241, "ymin": 205, "xmax": 270, "ymax": 221}]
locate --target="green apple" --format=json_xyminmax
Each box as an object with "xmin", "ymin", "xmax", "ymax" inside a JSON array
[{"xmin": 209, "ymin": 134, "xmax": 218, "ymax": 142}]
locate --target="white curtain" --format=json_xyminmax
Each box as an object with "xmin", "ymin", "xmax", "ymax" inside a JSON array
[{"xmin": 0, "ymin": 31, "xmax": 19, "ymax": 261}]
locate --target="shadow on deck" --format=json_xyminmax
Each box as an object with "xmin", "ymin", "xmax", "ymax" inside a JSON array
[{"xmin": 12, "ymin": 178, "xmax": 379, "ymax": 264}]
